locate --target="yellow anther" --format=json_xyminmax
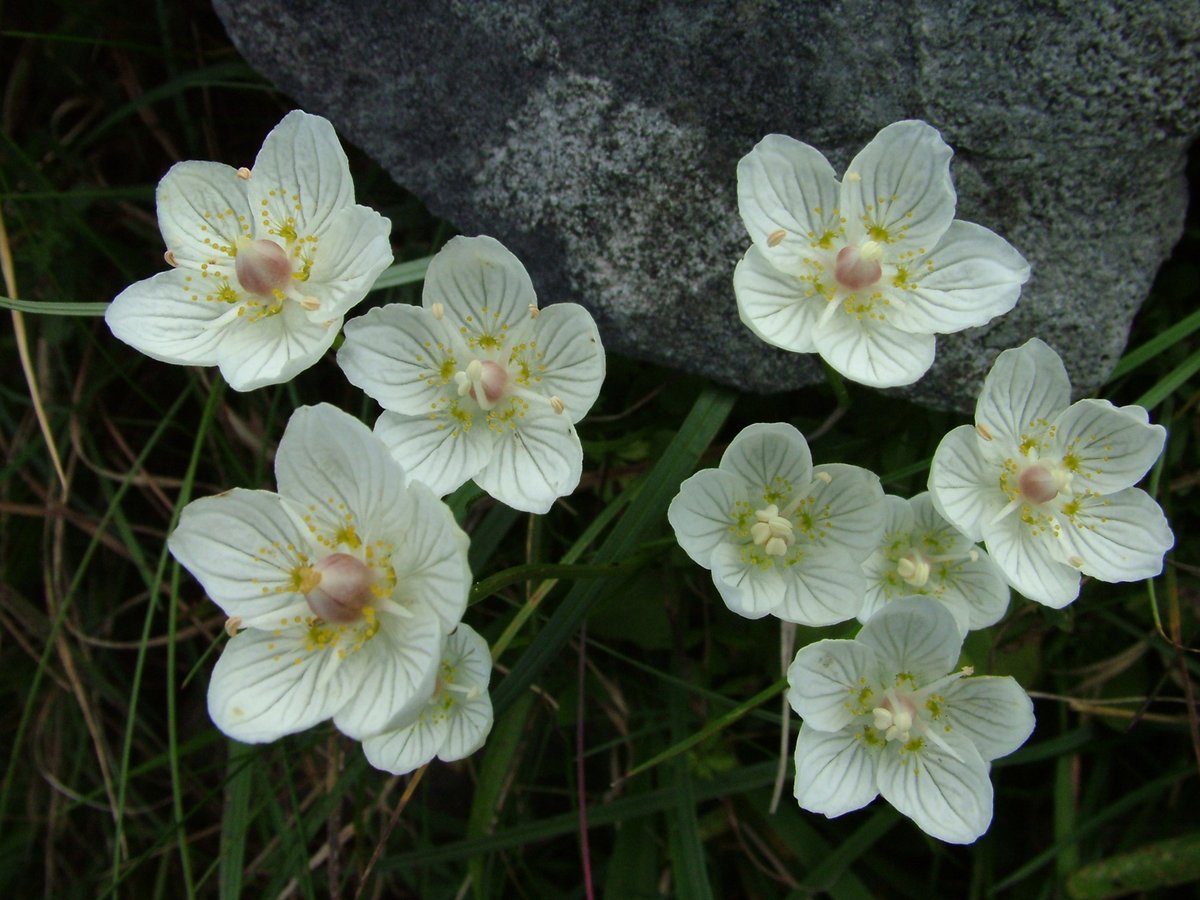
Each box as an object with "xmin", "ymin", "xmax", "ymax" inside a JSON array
[
  {"xmin": 300, "ymin": 296, "xmax": 320, "ymax": 311},
  {"xmin": 767, "ymin": 228, "xmax": 786, "ymax": 247},
  {"xmin": 224, "ymin": 617, "xmax": 243, "ymax": 637},
  {"xmin": 528, "ymin": 304, "xmax": 540, "ymax": 319},
  {"xmin": 845, "ymin": 172, "xmax": 862, "ymax": 183},
  {"xmin": 549, "ymin": 395, "xmax": 565, "ymax": 415},
  {"xmin": 236, "ymin": 167, "xmax": 252, "ymax": 180},
  {"xmin": 431, "ymin": 302, "xmax": 445, "ymax": 320},
  {"xmin": 163, "ymin": 249, "xmax": 178, "ymax": 268},
  {"xmin": 976, "ymin": 423, "xmax": 994, "ymax": 441}
]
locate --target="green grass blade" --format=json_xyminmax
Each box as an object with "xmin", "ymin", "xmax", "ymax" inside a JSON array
[
  {"xmin": 791, "ymin": 806, "xmax": 899, "ymax": 894},
  {"xmin": 0, "ymin": 296, "xmax": 109, "ymax": 315},
  {"xmin": 665, "ymin": 684, "xmax": 714, "ymax": 899},
  {"xmin": 218, "ymin": 742, "xmax": 255, "ymax": 900},
  {"xmin": 370, "ymin": 256, "xmax": 432, "ymax": 290},
  {"xmin": 491, "ymin": 385, "xmax": 736, "ymax": 715},
  {"xmin": 1066, "ymin": 832, "xmax": 1200, "ymax": 899},
  {"xmin": 1133, "ymin": 346, "xmax": 1200, "ymax": 410},
  {"xmin": 1107, "ymin": 306, "xmax": 1200, "ymax": 381}
]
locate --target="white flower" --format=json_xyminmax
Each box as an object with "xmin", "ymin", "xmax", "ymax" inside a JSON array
[
  {"xmin": 788, "ymin": 597, "xmax": 1035, "ymax": 844},
  {"xmin": 734, "ymin": 121, "xmax": 1030, "ymax": 388},
  {"xmin": 362, "ymin": 624, "xmax": 494, "ymax": 775},
  {"xmin": 667, "ymin": 422, "xmax": 885, "ymax": 625},
  {"xmin": 861, "ymin": 492, "xmax": 1009, "ymax": 634},
  {"xmin": 928, "ymin": 338, "xmax": 1174, "ymax": 608},
  {"xmin": 337, "ymin": 235, "xmax": 605, "ymax": 514},
  {"xmin": 168, "ymin": 404, "xmax": 471, "ymax": 743},
  {"xmin": 105, "ymin": 110, "xmax": 393, "ymax": 391}
]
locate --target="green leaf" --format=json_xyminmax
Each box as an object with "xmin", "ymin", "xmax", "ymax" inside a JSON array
[
  {"xmin": 1067, "ymin": 832, "xmax": 1200, "ymax": 899},
  {"xmin": 218, "ymin": 742, "xmax": 255, "ymax": 900}
]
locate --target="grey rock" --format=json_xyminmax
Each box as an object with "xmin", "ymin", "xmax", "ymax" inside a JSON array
[{"xmin": 214, "ymin": 0, "xmax": 1199, "ymax": 410}]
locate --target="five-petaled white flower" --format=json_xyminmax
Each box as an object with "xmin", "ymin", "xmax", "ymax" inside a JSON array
[
  {"xmin": 861, "ymin": 492, "xmax": 1009, "ymax": 635},
  {"xmin": 734, "ymin": 120, "xmax": 1030, "ymax": 388},
  {"xmin": 362, "ymin": 623, "xmax": 494, "ymax": 775},
  {"xmin": 168, "ymin": 403, "xmax": 471, "ymax": 743},
  {"xmin": 928, "ymin": 339, "xmax": 1174, "ymax": 608},
  {"xmin": 668, "ymin": 422, "xmax": 885, "ymax": 625},
  {"xmin": 788, "ymin": 597, "xmax": 1035, "ymax": 844},
  {"xmin": 106, "ymin": 110, "xmax": 393, "ymax": 391},
  {"xmin": 337, "ymin": 235, "xmax": 605, "ymax": 514}
]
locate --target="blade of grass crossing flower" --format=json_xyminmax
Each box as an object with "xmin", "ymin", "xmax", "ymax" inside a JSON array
[
  {"xmin": 468, "ymin": 691, "xmax": 535, "ymax": 900},
  {"xmin": 369, "ymin": 255, "xmax": 433, "ymax": 290},
  {"xmin": 470, "ymin": 561, "xmax": 643, "ymax": 605},
  {"xmin": 618, "ymin": 678, "xmax": 786, "ymax": 783},
  {"xmin": 0, "ymin": 384, "xmax": 194, "ymax": 832},
  {"xmin": 491, "ymin": 385, "xmax": 736, "ymax": 715},
  {"xmin": 666, "ymin": 683, "xmax": 714, "ymax": 899},
  {"xmin": 218, "ymin": 742, "xmax": 255, "ymax": 900},
  {"xmin": 1107, "ymin": 306, "xmax": 1200, "ymax": 381}
]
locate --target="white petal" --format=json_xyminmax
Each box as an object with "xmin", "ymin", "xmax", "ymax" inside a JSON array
[
  {"xmin": 1052, "ymin": 399, "xmax": 1167, "ymax": 495},
  {"xmin": 840, "ymin": 120, "xmax": 956, "ymax": 251},
  {"xmin": 940, "ymin": 676, "xmax": 1035, "ymax": 762},
  {"xmin": 733, "ymin": 245, "xmax": 821, "ymax": 353},
  {"xmin": 814, "ymin": 309, "xmax": 937, "ymax": 388},
  {"xmin": 982, "ymin": 510, "xmax": 1080, "ymax": 607},
  {"xmin": 710, "ymin": 543, "xmax": 785, "ymax": 618},
  {"xmin": 775, "ymin": 545, "xmax": 868, "ymax": 626},
  {"xmin": 207, "ymin": 628, "xmax": 351, "ymax": 743},
  {"xmin": 385, "ymin": 481, "xmax": 472, "ymax": 631},
  {"xmin": 522, "ymin": 303, "xmax": 605, "ymax": 423},
  {"xmin": 804, "ymin": 463, "xmax": 886, "ymax": 560},
  {"xmin": 375, "ymin": 408, "xmax": 494, "ymax": 498},
  {"xmin": 438, "ymin": 624, "xmax": 495, "ymax": 762},
  {"xmin": 274, "ymin": 404, "xmax": 408, "ymax": 544},
  {"xmin": 106, "ymin": 270, "xmax": 230, "ymax": 366},
  {"xmin": 792, "ymin": 725, "xmax": 881, "ymax": 818},
  {"xmin": 302, "ymin": 205, "xmax": 393, "ymax": 320},
  {"xmin": 214, "ymin": 302, "xmax": 339, "ymax": 391},
  {"xmin": 893, "ymin": 221, "xmax": 1030, "ymax": 334},
  {"xmin": 1054, "ymin": 487, "xmax": 1173, "ymax": 584},
  {"xmin": 976, "ymin": 339, "xmax": 1070, "ymax": 451},
  {"xmin": 424, "ymin": 235, "xmax": 535, "ymax": 345},
  {"xmin": 736, "ymin": 133, "xmax": 842, "ymax": 273},
  {"xmin": 668, "ymin": 469, "xmax": 746, "ymax": 569},
  {"xmin": 339, "ymin": 303, "xmax": 462, "ymax": 415},
  {"xmin": 928, "ymin": 425, "xmax": 1006, "ymax": 542},
  {"xmin": 472, "ymin": 399, "xmax": 583, "ymax": 513},
  {"xmin": 361, "ymin": 709, "xmax": 443, "ymax": 775},
  {"xmin": 251, "ymin": 110, "xmax": 354, "ymax": 239},
  {"xmin": 858, "ymin": 598, "xmax": 962, "ymax": 684},
  {"xmin": 156, "ymin": 160, "xmax": 249, "ymax": 269},
  {"xmin": 787, "ymin": 638, "xmax": 878, "ymax": 731},
  {"xmin": 169, "ymin": 489, "xmax": 309, "ymax": 617},
  {"xmin": 876, "ymin": 729, "xmax": 993, "ymax": 844},
  {"xmin": 718, "ymin": 422, "xmax": 813, "ymax": 501},
  {"xmin": 333, "ymin": 601, "xmax": 442, "ymax": 739}
]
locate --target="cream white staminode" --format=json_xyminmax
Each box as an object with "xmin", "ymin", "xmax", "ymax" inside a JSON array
[
  {"xmin": 337, "ymin": 235, "xmax": 606, "ymax": 514},
  {"xmin": 734, "ymin": 120, "xmax": 1030, "ymax": 388},
  {"xmin": 168, "ymin": 404, "xmax": 471, "ymax": 743},
  {"xmin": 860, "ymin": 492, "xmax": 1009, "ymax": 634},
  {"xmin": 105, "ymin": 110, "xmax": 393, "ymax": 391},
  {"xmin": 668, "ymin": 422, "xmax": 885, "ymax": 626},
  {"xmin": 787, "ymin": 598, "xmax": 1035, "ymax": 844},
  {"xmin": 928, "ymin": 339, "xmax": 1174, "ymax": 608}
]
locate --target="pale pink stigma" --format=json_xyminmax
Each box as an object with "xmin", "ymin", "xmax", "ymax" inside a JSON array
[
  {"xmin": 834, "ymin": 242, "xmax": 883, "ymax": 291},
  {"xmin": 302, "ymin": 553, "xmax": 373, "ymax": 623},
  {"xmin": 1018, "ymin": 465, "xmax": 1060, "ymax": 504},
  {"xmin": 235, "ymin": 236, "xmax": 292, "ymax": 296}
]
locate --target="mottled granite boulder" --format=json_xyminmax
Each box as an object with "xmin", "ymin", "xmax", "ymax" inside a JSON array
[{"xmin": 215, "ymin": 0, "xmax": 1199, "ymax": 410}]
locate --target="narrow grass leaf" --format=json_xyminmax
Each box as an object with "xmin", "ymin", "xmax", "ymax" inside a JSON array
[
  {"xmin": 1107, "ymin": 306, "xmax": 1200, "ymax": 381},
  {"xmin": 665, "ymin": 683, "xmax": 713, "ymax": 900},
  {"xmin": 218, "ymin": 741, "xmax": 255, "ymax": 900}
]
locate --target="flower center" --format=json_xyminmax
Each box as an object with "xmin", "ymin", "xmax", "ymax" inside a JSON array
[
  {"xmin": 455, "ymin": 359, "xmax": 509, "ymax": 411},
  {"xmin": 872, "ymin": 695, "xmax": 917, "ymax": 743},
  {"xmin": 834, "ymin": 240, "xmax": 883, "ymax": 291},
  {"xmin": 896, "ymin": 550, "xmax": 932, "ymax": 588},
  {"xmin": 750, "ymin": 504, "xmax": 795, "ymax": 557},
  {"xmin": 1018, "ymin": 463, "xmax": 1068, "ymax": 505},
  {"xmin": 300, "ymin": 552, "xmax": 374, "ymax": 624},
  {"xmin": 234, "ymin": 236, "xmax": 293, "ymax": 297}
]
